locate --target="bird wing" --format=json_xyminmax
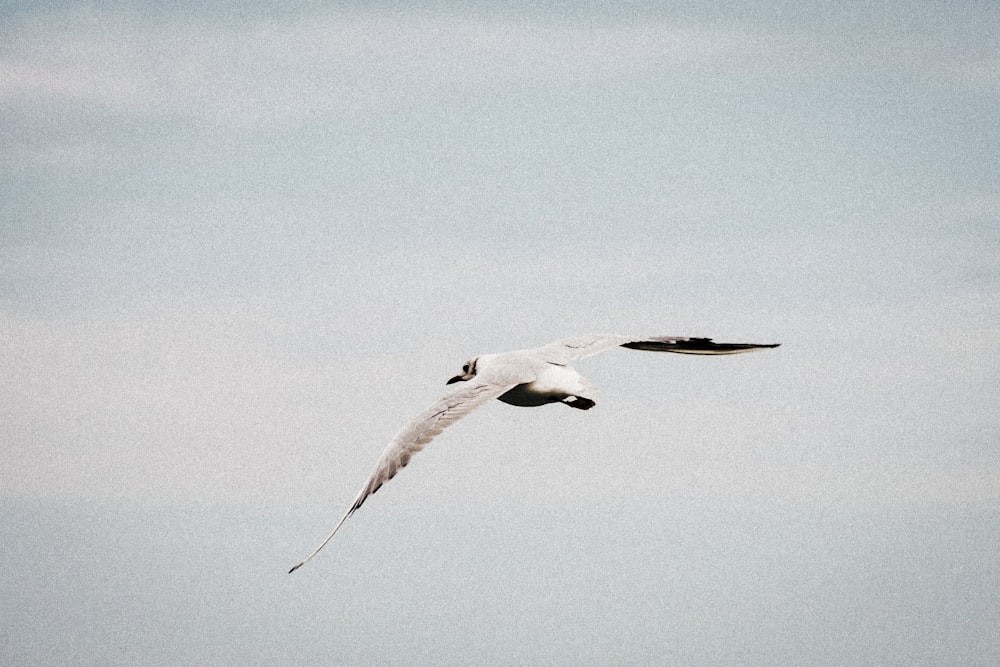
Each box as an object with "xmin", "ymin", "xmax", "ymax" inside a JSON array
[
  {"xmin": 289, "ymin": 377, "xmax": 517, "ymax": 573},
  {"xmin": 534, "ymin": 333, "xmax": 780, "ymax": 364}
]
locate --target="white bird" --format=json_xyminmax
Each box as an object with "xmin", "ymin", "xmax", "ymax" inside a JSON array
[{"xmin": 289, "ymin": 333, "xmax": 779, "ymax": 572}]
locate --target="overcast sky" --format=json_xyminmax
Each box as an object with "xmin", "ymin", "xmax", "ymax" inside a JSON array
[{"xmin": 2, "ymin": 2, "xmax": 998, "ymax": 665}]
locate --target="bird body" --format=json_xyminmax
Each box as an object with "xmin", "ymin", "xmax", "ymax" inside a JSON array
[
  {"xmin": 476, "ymin": 355, "xmax": 597, "ymax": 407},
  {"xmin": 497, "ymin": 363, "xmax": 595, "ymax": 408},
  {"xmin": 289, "ymin": 333, "xmax": 779, "ymax": 572}
]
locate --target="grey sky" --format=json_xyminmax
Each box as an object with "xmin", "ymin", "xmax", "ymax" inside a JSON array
[{"xmin": 2, "ymin": 2, "xmax": 998, "ymax": 665}]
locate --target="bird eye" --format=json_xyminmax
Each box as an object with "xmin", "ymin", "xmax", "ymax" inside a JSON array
[{"xmin": 462, "ymin": 364, "xmax": 469, "ymax": 373}]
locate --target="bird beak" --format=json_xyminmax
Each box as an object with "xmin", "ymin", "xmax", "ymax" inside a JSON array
[{"xmin": 446, "ymin": 375, "xmax": 463, "ymax": 384}]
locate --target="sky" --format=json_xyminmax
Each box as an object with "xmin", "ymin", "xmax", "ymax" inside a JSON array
[{"xmin": 2, "ymin": 1, "xmax": 998, "ymax": 664}]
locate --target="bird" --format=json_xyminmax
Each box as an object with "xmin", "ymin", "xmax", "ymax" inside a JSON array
[{"xmin": 289, "ymin": 333, "xmax": 779, "ymax": 572}]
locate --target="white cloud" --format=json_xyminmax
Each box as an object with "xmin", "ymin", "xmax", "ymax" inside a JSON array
[
  {"xmin": 1, "ymin": 2, "xmax": 996, "ymax": 511},
  {"xmin": 3, "ymin": 5, "xmax": 999, "ymax": 663},
  {"xmin": 0, "ymin": 8, "xmax": 799, "ymax": 127}
]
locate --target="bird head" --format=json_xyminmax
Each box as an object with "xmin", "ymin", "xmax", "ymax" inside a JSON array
[{"xmin": 447, "ymin": 357, "xmax": 479, "ymax": 384}]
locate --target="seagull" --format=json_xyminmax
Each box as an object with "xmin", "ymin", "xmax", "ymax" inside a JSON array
[{"xmin": 289, "ymin": 333, "xmax": 779, "ymax": 572}]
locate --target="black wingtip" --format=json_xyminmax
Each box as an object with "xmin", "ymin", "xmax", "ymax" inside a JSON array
[{"xmin": 288, "ymin": 563, "xmax": 302, "ymax": 574}]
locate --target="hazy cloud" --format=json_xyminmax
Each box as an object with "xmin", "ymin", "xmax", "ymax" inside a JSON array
[{"xmin": 2, "ymin": 4, "xmax": 998, "ymax": 661}]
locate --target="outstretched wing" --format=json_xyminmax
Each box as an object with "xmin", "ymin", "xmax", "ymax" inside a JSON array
[
  {"xmin": 534, "ymin": 333, "xmax": 780, "ymax": 364},
  {"xmin": 289, "ymin": 378, "xmax": 515, "ymax": 573},
  {"xmin": 620, "ymin": 336, "xmax": 780, "ymax": 355}
]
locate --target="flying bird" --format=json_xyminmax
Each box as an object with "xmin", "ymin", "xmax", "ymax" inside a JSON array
[{"xmin": 289, "ymin": 333, "xmax": 779, "ymax": 572}]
